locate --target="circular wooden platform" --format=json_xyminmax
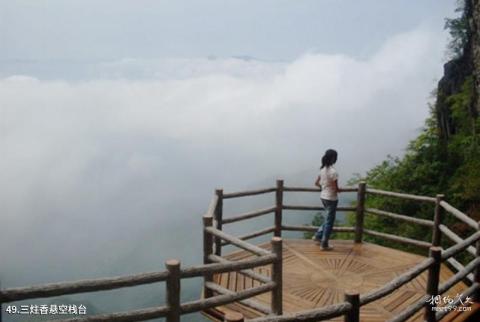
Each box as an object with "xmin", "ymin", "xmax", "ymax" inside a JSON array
[{"xmin": 210, "ymin": 239, "xmax": 467, "ymax": 322}]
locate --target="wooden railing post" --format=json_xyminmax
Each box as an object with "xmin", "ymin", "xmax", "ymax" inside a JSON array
[
  {"xmin": 271, "ymin": 237, "xmax": 283, "ymax": 315},
  {"xmin": 354, "ymin": 182, "xmax": 366, "ymax": 243},
  {"xmin": 0, "ymin": 280, "xmax": 2, "ymax": 322},
  {"xmin": 214, "ymin": 189, "xmax": 224, "ymax": 256},
  {"xmin": 425, "ymin": 247, "xmax": 442, "ymax": 322},
  {"xmin": 344, "ymin": 290, "xmax": 360, "ymax": 322},
  {"xmin": 474, "ymin": 221, "xmax": 480, "ymax": 301},
  {"xmin": 165, "ymin": 259, "xmax": 181, "ymax": 322},
  {"xmin": 275, "ymin": 179, "xmax": 284, "ymax": 237},
  {"xmin": 432, "ymin": 194, "xmax": 444, "ymax": 247},
  {"xmin": 225, "ymin": 312, "xmax": 244, "ymax": 322},
  {"xmin": 203, "ymin": 215, "xmax": 214, "ymax": 299}
]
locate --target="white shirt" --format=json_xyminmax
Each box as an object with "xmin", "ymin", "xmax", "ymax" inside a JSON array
[{"xmin": 319, "ymin": 166, "xmax": 339, "ymax": 201}]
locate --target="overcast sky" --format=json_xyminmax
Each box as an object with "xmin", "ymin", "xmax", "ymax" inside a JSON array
[
  {"xmin": 1, "ymin": 0, "xmax": 456, "ymax": 62},
  {"xmin": 0, "ymin": 1, "xmax": 460, "ymax": 319}
]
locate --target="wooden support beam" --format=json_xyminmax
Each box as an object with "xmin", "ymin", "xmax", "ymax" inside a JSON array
[
  {"xmin": 344, "ymin": 290, "xmax": 360, "ymax": 322},
  {"xmin": 165, "ymin": 259, "xmax": 181, "ymax": 322},
  {"xmin": 0, "ymin": 280, "xmax": 2, "ymax": 322},
  {"xmin": 271, "ymin": 237, "xmax": 283, "ymax": 315},
  {"xmin": 275, "ymin": 180, "xmax": 284, "ymax": 237},
  {"xmin": 214, "ymin": 189, "xmax": 223, "ymax": 256},
  {"xmin": 203, "ymin": 215, "xmax": 214, "ymax": 298},
  {"xmin": 424, "ymin": 247, "xmax": 441, "ymax": 322},
  {"xmin": 354, "ymin": 182, "xmax": 366, "ymax": 243},
  {"xmin": 432, "ymin": 194, "xmax": 444, "ymax": 246},
  {"xmin": 207, "ymin": 194, "xmax": 219, "ymax": 217}
]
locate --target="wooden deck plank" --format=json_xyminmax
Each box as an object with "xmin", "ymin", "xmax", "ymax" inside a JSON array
[{"xmin": 205, "ymin": 239, "xmax": 469, "ymax": 321}]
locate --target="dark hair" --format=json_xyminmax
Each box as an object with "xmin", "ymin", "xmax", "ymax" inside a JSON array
[{"xmin": 320, "ymin": 149, "xmax": 338, "ymax": 169}]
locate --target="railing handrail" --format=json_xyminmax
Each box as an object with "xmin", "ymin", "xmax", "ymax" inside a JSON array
[
  {"xmin": 282, "ymin": 204, "xmax": 356, "ymax": 211},
  {"xmin": 283, "ymin": 185, "xmax": 358, "ymax": 192},
  {"xmin": 222, "ymin": 187, "xmax": 277, "ymax": 199},
  {"xmin": 221, "ymin": 206, "xmax": 276, "ymax": 224},
  {"xmin": 365, "ymin": 207, "xmax": 434, "ymax": 227},
  {"xmin": 366, "ymin": 187, "xmax": 437, "ymax": 202},
  {"xmin": 440, "ymin": 200, "xmax": 478, "ymax": 230},
  {"xmin": 360, "ymin": 256, "xmax": 435, "ymax": 305},
  {"xmin": 248, "ymin": 301, "xmax": 353, "ymax": 322},
  {"xmin": 2, "ymin": 180, "xmax": 479, "ymax": 322},
  {"xmin": 0, "ymin": 254, "xmax": 277, "ymax": 303},
  {"xmin": 206, "ymin": 227, "xmax": 271, "ymax": 256}
]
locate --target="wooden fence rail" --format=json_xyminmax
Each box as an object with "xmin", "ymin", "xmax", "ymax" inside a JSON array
[
  {"xmin": 2, "ymin": 179, "xmax": 480, "ymax": 322},
  {"xmin": 440, "ymin": 201, "xmax": 478, "ymax": 230},
  {"xmin": 220, "ymin": 226, "xmax": 276, "ymax": 247},
  {"xmin": 55, "ymin": 306, "xmax": 170, "ymax": 322},
  {"xmin": 205, "ymin": 227, "xmax": 271, "ymax": 256},
  {"xmin": 208, "ymin": 255, "xmax": 271, "ymax": 284},
  {"xmin": 205, "ymin": 282, "xmax": 272, "ymax": 315},
  {"xmin": 360, "ymin": 257, "xmax": 434, "ymax": 306},
  {"xmin": 366, "ymin": 188, "xmax": 437, "ymax": 203},
  {"xmin": 222, "ymin": 187, "xmax": 276, "ymax": 199},
  {"xmin": 248, "ymin": 301, "xmax": 353, "ymax": 322},
  {"xmin": 222, "ymin": 207, "xmax": 276, "ymax": 224},
  {"xmin": 362, "ymin": 229, "xmax": 432, "ymax": 248},
  {"xmin": 281, "ymin": 225, "xmax": 355, "ymax": 233},
  {"xmin": 282, "ymin": 205, "xmax": 356, "ymax": 211},
  {"xmin": 435, "ymin": 283, "xmax": 480, "ymax": 321},
  {"xmin": 365, "ymin": 208, "xmax": 434, "ymax": 227},
  {"xmin": 439, "ymin": 224, "xmax": 477, "ymax": 256},
  {"xmin": 283, "ymin": 186, "xmax": 358, "ymax": 192}
]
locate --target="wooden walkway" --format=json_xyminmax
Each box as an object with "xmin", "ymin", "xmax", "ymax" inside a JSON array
[{"xmin": 209, "ymin": 239, "xmax": 467, "ymax": 322}]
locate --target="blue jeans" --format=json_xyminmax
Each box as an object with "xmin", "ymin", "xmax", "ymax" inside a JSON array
[{"xmin": 314, "ymin": 198, "xmax": 338, "ymax": 248}]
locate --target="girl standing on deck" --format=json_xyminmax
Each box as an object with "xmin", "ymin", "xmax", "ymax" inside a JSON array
[{"xmin": 313, "ymin": 149, "xmax": 342, "ymax": 250}]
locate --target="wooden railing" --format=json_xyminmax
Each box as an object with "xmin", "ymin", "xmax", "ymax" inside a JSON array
[{"xmin": 1, "ymin": 180, "xmax": 479, "ymax": 322}]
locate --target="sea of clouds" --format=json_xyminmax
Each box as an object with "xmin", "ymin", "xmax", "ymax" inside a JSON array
[{"xmin": 0, "ymin": 27, "xmax": 445, "ymax": 315}]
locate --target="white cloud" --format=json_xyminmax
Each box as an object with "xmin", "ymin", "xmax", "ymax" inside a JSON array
[{"xmin": 0, "ymin": 27, "xmax": 444, "ymax": 286}]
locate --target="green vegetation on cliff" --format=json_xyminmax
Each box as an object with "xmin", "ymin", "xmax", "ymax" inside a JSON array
[
  {"xmin": 351, "ymin": 0, "xmax": 480, "ymax": 254},
  {"xmin": 310, "ymin": 1, "xmax": 479, "ymax": 256}
]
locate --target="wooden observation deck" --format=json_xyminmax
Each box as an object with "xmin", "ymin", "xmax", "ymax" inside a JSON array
[
  {"xmin": 208, "ymin": 240, "xmax": 466, "ymax": 321},
  {"xmin": 1, "ymin": 180, "xmax": 480, "ymax": 322},
  {"xmin": 200, "ymin": 181, "xmax": 480, "ymax": 322}
]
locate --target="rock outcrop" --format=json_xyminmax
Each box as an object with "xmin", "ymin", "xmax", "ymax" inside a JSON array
[{"xmin": 436, "ymin": 0, "xmax": 480, "ymax": 141}]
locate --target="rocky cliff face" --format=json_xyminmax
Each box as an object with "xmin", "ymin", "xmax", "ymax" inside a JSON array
[{"xmin": 436, "ymin": 0, "xmax": 479, "ymax": 142}]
